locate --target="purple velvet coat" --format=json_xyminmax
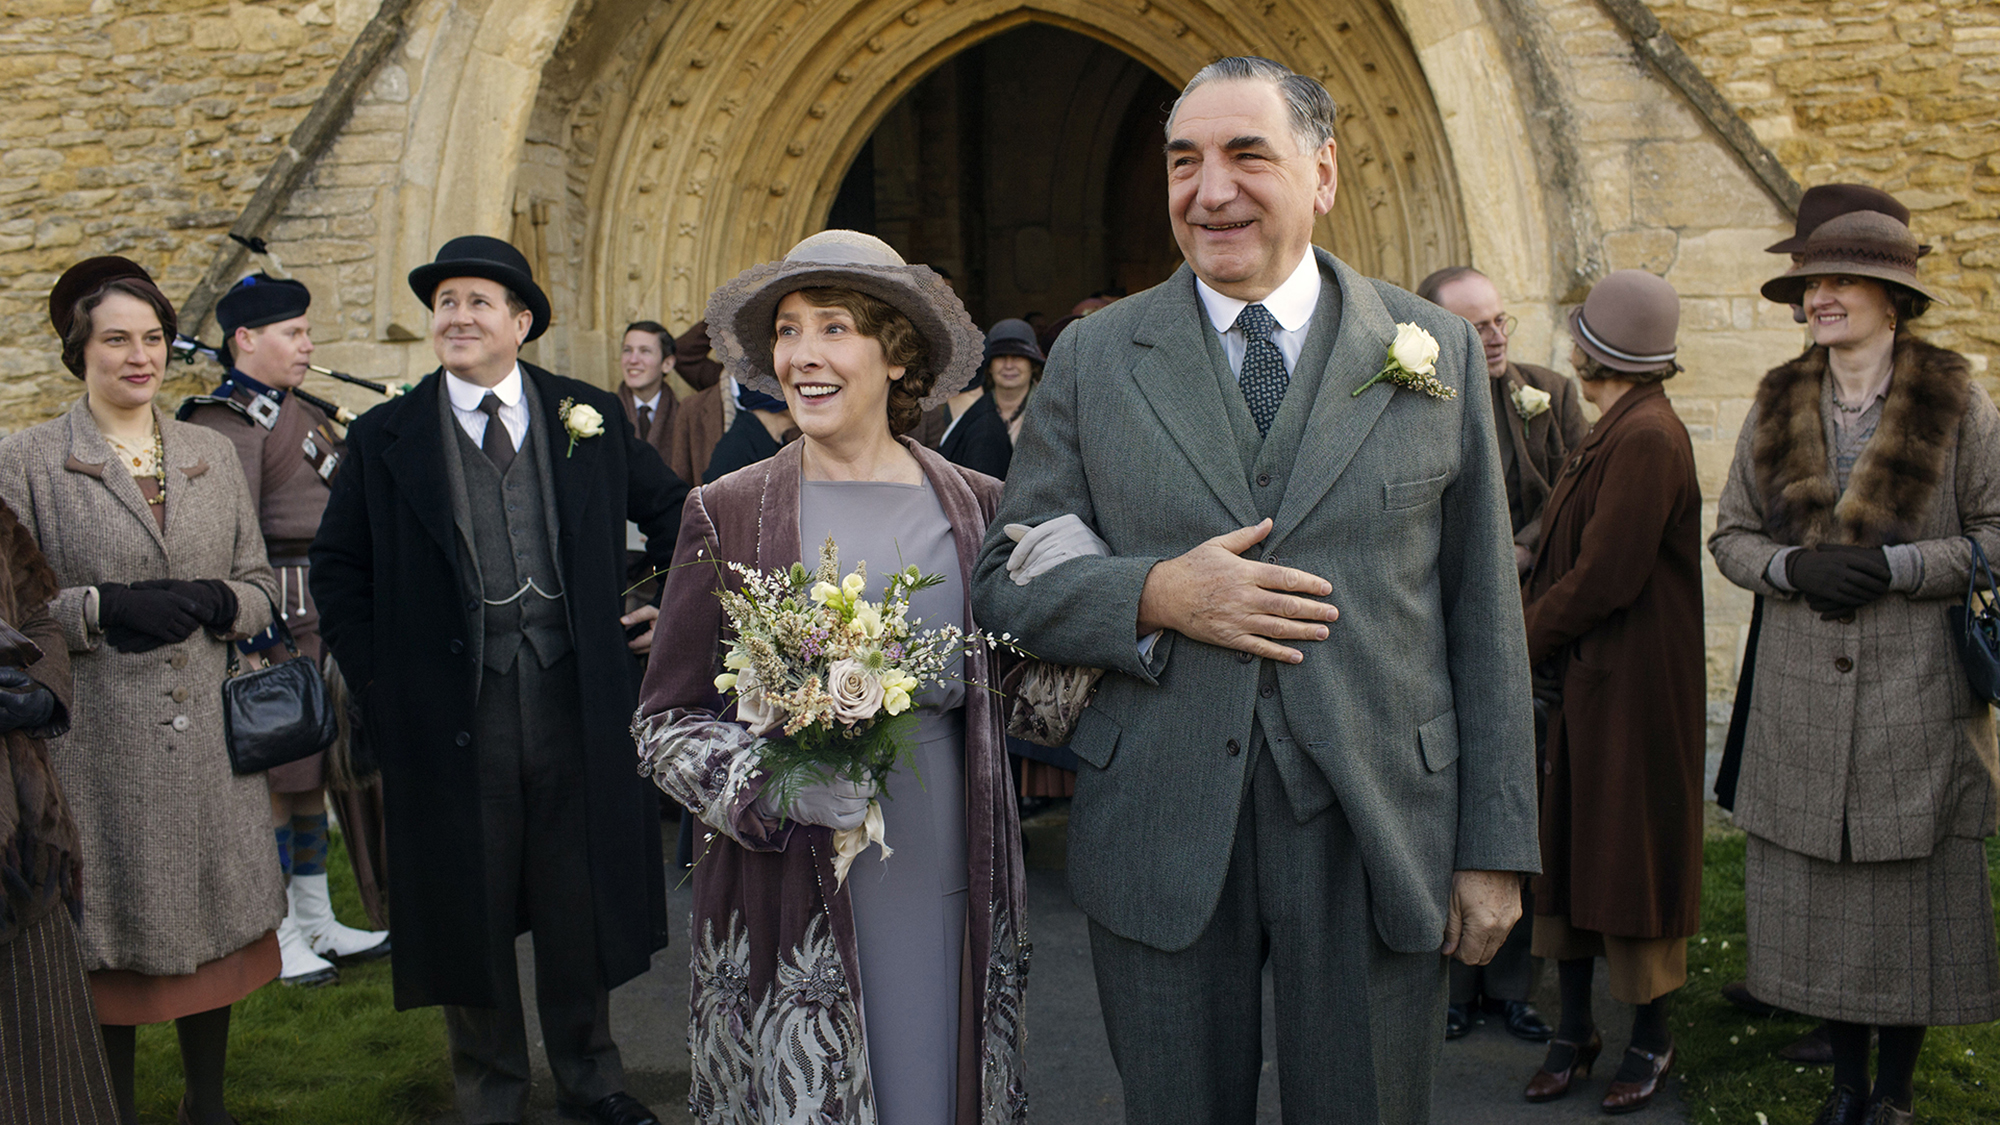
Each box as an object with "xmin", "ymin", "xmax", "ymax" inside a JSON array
[{"xmin": 634, "ymin": 438, "xmax": 1027, "ymax": 1125}]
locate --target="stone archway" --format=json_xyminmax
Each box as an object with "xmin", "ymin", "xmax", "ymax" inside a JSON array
[{"xmin": 583, "ymin": 0, "xmax": 1479, "ymax": 339}]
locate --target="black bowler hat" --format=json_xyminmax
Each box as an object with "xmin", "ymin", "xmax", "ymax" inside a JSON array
[
  {"xmin": 217, "ymin": 273, "xmax": 310, "ymax": 337},
  {"xmin": 407, "ymin": 235, "xmax": 551, "ymax": 342}
]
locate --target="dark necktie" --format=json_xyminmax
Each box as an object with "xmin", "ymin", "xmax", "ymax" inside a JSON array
[
  {"xmin": 636, "ymin": 403, "xmax": 653, "ymax": 438},
  {"xmin": 478, "ymin": 393, "xmax": 515, "ymax": 473},
  {"xmin": 1234, "ymin": 303, "xmax": 1289, "ymax": 437}
]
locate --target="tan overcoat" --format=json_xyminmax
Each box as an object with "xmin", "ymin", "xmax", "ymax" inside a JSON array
[
  {"xmin": 1710, "ymin": 335, "xmax": 2000, "ymax": 863},
  {"xmin": 0, "ymin": 398, "xmax": 282, "ymax": 975}
]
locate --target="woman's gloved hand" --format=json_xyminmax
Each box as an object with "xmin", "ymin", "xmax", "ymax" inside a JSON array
[
  {"xmin": 1787, "ymin": 545, "xmax": 1891, "ymax": 616},
  {"xmin": 756, "ymin": 775, "xmax": 877, "ymax": 831},
  {"xmin": 96, "ymin": 582, "xmax": 203, "ymax": 653},
  {"xmin": 0, "ymin": 667, "xmax": 56, "ymax": 733},
  {"xmin": 1004, "ymin": 514, "xmax": 1110, "ymax": 586},
  {"xmin": 132, "ymin": 578, "xmax": 238, "ymax": 630}
]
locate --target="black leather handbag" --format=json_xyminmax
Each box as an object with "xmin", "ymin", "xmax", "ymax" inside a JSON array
[
  {"xmin": 1948, "ymin": 536, "xmax": 2000, "ymax": 705},
  {"xmin": 221, "ymin": 607, "xmax": 337, "ymax": 776}
]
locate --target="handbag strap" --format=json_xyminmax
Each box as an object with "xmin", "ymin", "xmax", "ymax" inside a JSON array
[
  {"xmin": 225, "ymin": 586, "xmax": 302, "ymax": 677},
  {"xmin": 1966, "ymin": 537, "xmax": 1996, "ymax": 613}
]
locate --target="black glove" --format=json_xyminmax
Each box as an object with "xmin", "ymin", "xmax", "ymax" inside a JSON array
[
  {"xmin": 1787, "ymin": 545, "xmax": 1891, "ymax": 617},
  {"xmin": 0, "ymin": 666, "xmax": 56, "ymax": 733},
  {"xmin": 133, "ymin": 578, "xmax": 237, "ymax": 630},
  {"xmin": 97, "ymin": 582, "xmax": 203, "ymax": 653}
]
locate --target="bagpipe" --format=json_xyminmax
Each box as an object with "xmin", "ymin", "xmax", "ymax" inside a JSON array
[{"xmin": 167, "ymin": 335, "xmax": 406, "ymax": 426}]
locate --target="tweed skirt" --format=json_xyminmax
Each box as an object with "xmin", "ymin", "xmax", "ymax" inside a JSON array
[
  {"xmin": 1746, "ymin": 833, "xmax": 2000, "ymax": 1025},
  {"xmin": 0, "ymin": 907, "xmax": 119, "ymax": 1124}
]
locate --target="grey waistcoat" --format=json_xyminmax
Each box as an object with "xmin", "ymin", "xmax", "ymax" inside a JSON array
[
  {"xmin": 441, "ymin": 383, "xmax": 572, "ymax": 676},
  {"xmin": 1201, "ymin": 270, "xmax": 1346, "ymax": 820}
]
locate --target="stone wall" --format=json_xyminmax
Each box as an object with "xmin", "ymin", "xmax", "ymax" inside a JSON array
[{"xmin": 0, "ymin": 0, "xmax": 376, "ymax": 426}]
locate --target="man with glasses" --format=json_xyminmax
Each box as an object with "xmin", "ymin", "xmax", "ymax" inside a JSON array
[{"xmin": 1418, "ymin": 266, "xmax": 1586, "ymax": 1046}]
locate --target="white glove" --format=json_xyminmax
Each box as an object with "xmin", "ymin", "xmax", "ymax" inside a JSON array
[
  {"xmin": 1005, "ymin": 514, "xmax": 1110, "ymax": 586},
  {"xmin": 757, "ymin": 775, "xmax": 876, "ymax": 830}
]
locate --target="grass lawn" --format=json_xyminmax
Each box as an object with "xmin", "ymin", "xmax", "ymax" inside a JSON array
[
  {"xmin": 1673, "ymin": 825, "xmax": 2000, "ymax": 1124},
  {"xmin": 132, "ymin": 831, "xmax": 451, "ymax": 1124}
]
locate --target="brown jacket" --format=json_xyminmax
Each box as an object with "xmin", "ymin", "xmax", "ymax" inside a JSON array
[
  {"xmin": 1525, "ymin": 382, "xmax": 1705, "ymax": 938},
  {"xmin": 0, "ymin": 400, "xmax": 281, "ymax": 974},
  {"xmin": 665, "ymin": 379, "xmax": 731, "ymax": 488},
  {"xmin": 616, "ymin": 381, "xmax": 678, "ymax": 471},
  {"xmin": 1710, "ymin": 335, "xmax": 2000, "ymax": 863},
  {"xmin": 0, "ymin": 497, "xmax": 77, "ymax": 944},
  {"xmin": 180, "ymin": 390, "xmax": 341, "ymax": 554},
  {"xmin": 1495, "ymin": 361, "xmax": 1587, "ymax": 573}
]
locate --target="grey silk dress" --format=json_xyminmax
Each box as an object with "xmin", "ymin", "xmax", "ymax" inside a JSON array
[{"xmin": 800, "ymin": 479, "xmax": 968, "ymax": 1125}]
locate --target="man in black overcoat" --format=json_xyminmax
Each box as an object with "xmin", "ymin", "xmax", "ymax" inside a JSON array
[{"xmin": 311, "ymin": 236, "xmax": 687, "ymax": 1125}]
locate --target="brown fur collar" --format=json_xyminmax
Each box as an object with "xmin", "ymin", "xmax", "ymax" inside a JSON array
[{"xmin": 1751, "ymin": 332, "xmax": 1969, "ymax": 547}]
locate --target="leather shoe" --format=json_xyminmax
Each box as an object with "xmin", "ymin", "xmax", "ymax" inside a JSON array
[
  {"xmin": 1859, "ymin": 1098, "xmax": 1913, "ymax": 1125},
  {"xmin": 563, "ymin": 1092, "xmax": 662, "ymax": 1125},
  {"xmin": 1600, "ymin": 1042, "xmax": 1673, "ymax": 1115},
  {"xmin": 1809, "ymin": 1086, "xmax": 1868, "ymax": 1125},
  {"xmin": 1501, "ymin": 999, "xmax": 1554, "ymax": 1042},
  {"xmin": 1778, "ymin": 1021, "xmax": 1836, "ymax": 1065},
  {"xmin": 1524, "ymin": 1030, "xmax": 1602, "ymax": 1102},
  {"xmin": 1446, "ymin": 1003, "xmax": 1473, "ymax": 1040},
  {"xmin": 1720, "ymin": 979, "xmax": 1790, "ymax": 1018}
]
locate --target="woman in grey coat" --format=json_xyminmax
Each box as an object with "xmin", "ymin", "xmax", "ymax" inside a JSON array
[
  {"xmin": 0, "ymin": 257, "xmax": 280, "ymax": 1125},
  {"xmin": 1710, "ymin": 208, "xmax": 2000, "ymax": 1125}
]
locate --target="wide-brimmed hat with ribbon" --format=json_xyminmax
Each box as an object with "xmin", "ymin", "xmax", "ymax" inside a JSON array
[
  {"xmin": 408, "ymin": 235, "xmax": 552, "ymax": 342},
  {"xmin": 1760, "ymin": 210, "xmax": 1943, "ymax": 307},
  {"xmin": 1567, "ymin": 269, "xmax": 1680, "ymax": 375},
  {"xmin": 1766, "ymin": 183, "xmax": 1928, "ymax": 256},
  {"xmin": 703, "ymin": 230, "xmax": 982, "ymax": 411}
]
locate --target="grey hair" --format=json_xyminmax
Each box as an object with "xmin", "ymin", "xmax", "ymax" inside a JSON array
[{"xmin": 1167, "ymin": 56, "xmax": 1338, "ymax": 153}]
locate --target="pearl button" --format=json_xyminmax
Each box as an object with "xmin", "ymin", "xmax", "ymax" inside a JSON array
[{"xmin": 171, "ymin": 715, "xmax": 189, "ymax": 731}]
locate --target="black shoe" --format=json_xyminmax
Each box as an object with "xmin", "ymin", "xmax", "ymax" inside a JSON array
[
  {"xmin": 563, "ymin": 1092, "xmax": 661, "ymax": 1125},
  {"xmin": 1500, "ymin": 999, "xmax": 1553, "ymax": 1042},
  {"xmin": 1809, "ymin": 1086, "xmax": 1868, "ymax": 1125},
  {"xmin": 1859, "ymin": 1097, "xmax": 1913, "ymax": 1125},
  {"xmin": 1445, "ymin": 1003, "xmax": 1473, "ymax": 1039}
]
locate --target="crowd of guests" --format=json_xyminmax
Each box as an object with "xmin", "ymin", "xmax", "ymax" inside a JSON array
[{"xmin": 0, "ymin": 67, "xmax": 1990, "ymax": 1125}]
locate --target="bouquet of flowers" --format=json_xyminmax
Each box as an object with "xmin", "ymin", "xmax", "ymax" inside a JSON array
[{"xmin": 712, "ymin": 537, "xmax": 1012, "ymax": 883}]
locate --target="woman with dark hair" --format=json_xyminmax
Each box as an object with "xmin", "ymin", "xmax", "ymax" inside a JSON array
[
  {"xmin": 1711, "ymin": 207, "xmax": 2000, "ymax": 1125},
  {"xmin": 1520, "ymin": 271, "xmax": 1705, "ymax": 1114},
  {"xmin": 0, "ymin": 256, "xmax": 281, "ymax": 1125},
  {"xmin": 635, "ymin": 230, "xmax": 1026, "ymax": 1125},
  {"xmin": 0, "ymin": 492, "xmax": 121, "ymax": 1122}
]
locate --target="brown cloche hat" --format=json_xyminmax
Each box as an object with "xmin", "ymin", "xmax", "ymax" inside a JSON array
[
  {"xmin": 703, "ymin": 230, "xmax": 982, "ymax": 411},
  {"xmin": 48, "ymin": 256, "xmax": 177, "ymax": 377},
  {"xmin": 1567, "ymin": 269, "xmax": 1680, "ymax": 374},
  {"xmin": 1760, "ymin": 210, "xmax": 1943, "ymax": 307},
  {"xmin": 1766, "ymin": 183, "xmax": 1931, "ymax": 258}
]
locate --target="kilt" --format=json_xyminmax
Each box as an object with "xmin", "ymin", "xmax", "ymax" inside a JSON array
[
  {"xmin": 1746, "ymin": 832, "xmax": 2000, "ymax": 1025},
  {"xmin": 0, "ymin": 907, "xmax": 119, "ymax": 1123}
]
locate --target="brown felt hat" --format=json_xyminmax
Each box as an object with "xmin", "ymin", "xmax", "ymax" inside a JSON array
[
  {"xmin": 704, "ymin": 230, "xmax": 982, "ymax": 412},
  {"xmin": 1567, "ymin": 270, "xmax": 1680, "ymax": 375},
  {"xmin": 1760, "ymin": 210, "xmax": 1943, "ymax": 307},
  {"xmin": 1765, "ymin": 183, "xmax": 1931, "ymax": 258},
  {"xmin": 48, "ymin": 256, "xmax": 176, "ymax": 377}
]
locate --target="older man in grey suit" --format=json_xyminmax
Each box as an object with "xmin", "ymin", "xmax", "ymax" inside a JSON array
[{"xmin": 972, "ymin": 58, "xmax": 1540, "ymax": 1123}]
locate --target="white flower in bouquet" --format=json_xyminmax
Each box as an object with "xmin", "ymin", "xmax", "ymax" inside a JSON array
[{"xmin": 827, "ymin": 658, "xmax": 885, "ymax": 723}]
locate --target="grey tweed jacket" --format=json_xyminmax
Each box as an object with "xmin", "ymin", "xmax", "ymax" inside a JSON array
[
  {"xmin": 0, "ymin": 399, "xmax": 281, "ymax": 974},
  {"xmin": 971, "ymin": 251, "xmax": 1541, "ymax": 955}
]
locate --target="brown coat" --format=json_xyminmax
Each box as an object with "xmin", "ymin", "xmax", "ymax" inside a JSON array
[
  {"xmin": 1710, "ymin": 335, "xmax": 2000, "ymax": 863},
  {"xmin": 635, "ymin": 440, "xmax": 1026, "ymax": 1125},
  {"xmin": 1525, "ymin": 382, "xmax": 1705, "ymax": 939},
  {"xmin": 1495, "ymin": 361, "xmax": 1588, "ymax": 570},
  {"xmin": 617, "ymin": 381, "xmax": 678, "ymax": 471},
  {"xmin": 180, "ymin": 390, "xmax": 341, "ymax": 553},
  {"xmin": 665, "ymin": 379, "xmax": 731, "ymax": 488},
  {"xmin": 0, "ymin": 497, "xmax": 76, "ymax": 944},
  {"xmin": 0, "ymin": 399, "xmax": 281, "ymax": 974}
]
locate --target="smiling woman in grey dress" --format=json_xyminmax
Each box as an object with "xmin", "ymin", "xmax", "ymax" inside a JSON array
[{"xmin": 635, "ymin": 230, "xmax": 1027, "ymax": 1125}]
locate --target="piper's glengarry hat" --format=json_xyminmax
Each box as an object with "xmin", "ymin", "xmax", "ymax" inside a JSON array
[{"xmin": 218, "ymin": 273, "xmax": 311, "ymax": 337}]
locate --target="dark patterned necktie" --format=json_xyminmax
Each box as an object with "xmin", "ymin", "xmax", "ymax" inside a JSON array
[
  {"xmin": 1234, "ymin": 303, "xmax": 1288, "ymax": 436},
  {"xmin": 636, "ymin": 403, "xmax": 653, "ymax": 438},
  {"xmin": 478, "ymin": 393, "xmax": 515, "ymax": 473}
]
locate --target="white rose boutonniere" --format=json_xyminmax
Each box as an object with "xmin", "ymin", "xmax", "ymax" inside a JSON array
[
  {"xmin": 1512, "ymin": 384, "xmax": 1552, "ymax": 421},
  {"xmin": 557, "ymin": 397, "xmax": 604, "ymax": 457},
  {"xmin": 1353, "ymin": 323, "xmax": 1456, "ymax": 401}
]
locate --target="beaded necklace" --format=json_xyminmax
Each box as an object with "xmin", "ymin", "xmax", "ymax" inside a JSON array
[{"xmin": 105, "ymin": 425, "xmax": 167, "ymax": 505}]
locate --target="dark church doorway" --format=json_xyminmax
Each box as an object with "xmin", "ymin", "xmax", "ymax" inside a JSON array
[{"xmin": 825, "ymin": 23, "xmax": 1182, "ymax": 330}]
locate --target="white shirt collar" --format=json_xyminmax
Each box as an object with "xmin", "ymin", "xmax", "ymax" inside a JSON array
[
  {"xmin": 1195, "ymin": 250, "xmax": 1322, "ymax": 335},
  {"xmin": 636, "ymin": 389, "xmax": 662, "ymax": 412},
  {"xmin": 445, "ymin": 364, "xmax": 524, "ymax": 412}
]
